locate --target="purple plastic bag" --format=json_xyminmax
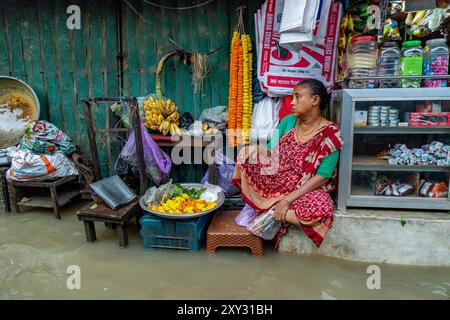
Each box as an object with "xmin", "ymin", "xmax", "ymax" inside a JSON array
[
  {"xmin": 120, "ymin": 122, "xmax": 172, "ymax": 185},
  {"xmin": 235, "ymin": 204, "xmax": 257, "ymax": 227},
  {"xmin": 201, "ymin": 150, "xmax": 240, "ymax": 196}
]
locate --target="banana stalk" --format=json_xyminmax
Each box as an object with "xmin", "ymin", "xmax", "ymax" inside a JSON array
[{"xmin": 156, "ymin": 50, "xmax": 190, "ymax": 100}]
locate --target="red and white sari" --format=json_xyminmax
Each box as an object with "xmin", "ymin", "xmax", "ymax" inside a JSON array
[{"xmin": 232, "ymin": 122, "xmax": 343, "ymax": 248}]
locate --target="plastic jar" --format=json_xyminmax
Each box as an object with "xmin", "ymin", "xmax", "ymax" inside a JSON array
[
  {"xmin": 378, "ymin": 41, "xmax": 401, "ymax": 88},
  {"xmin": 347, "ymin": 36, "xmax": 378, "ymax": 88},
  {"xmin": 400, "ymin": 40, "xmax": 424, "ymax": 88},
  {"xmin": 423, "ymin": 38, "xmax": 449, "ymax": 87}
]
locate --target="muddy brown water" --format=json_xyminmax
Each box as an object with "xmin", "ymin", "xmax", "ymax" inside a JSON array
[{"xmin": 0, "ymin": 201, "xmax": 449, "ymax": 300}]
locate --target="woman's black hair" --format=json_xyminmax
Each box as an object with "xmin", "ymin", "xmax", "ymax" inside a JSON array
[{"xmin": 295, "ymin": 79, "xmax": 330, "ymax": 111}]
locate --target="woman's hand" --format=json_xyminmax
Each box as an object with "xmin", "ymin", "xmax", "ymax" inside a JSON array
[{"xmin": 273, "ymin": 198, "xmax": 291, "ymax": 223}]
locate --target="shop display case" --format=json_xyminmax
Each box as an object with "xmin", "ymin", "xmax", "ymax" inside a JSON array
[{"xmin": 331, "ymin": 88, "xmax": 450, "ymax": 211}]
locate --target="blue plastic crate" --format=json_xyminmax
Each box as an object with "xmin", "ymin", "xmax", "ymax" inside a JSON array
[{"xmin": 139, "ymin": 213, "xmax": 211, "ymax": 251}]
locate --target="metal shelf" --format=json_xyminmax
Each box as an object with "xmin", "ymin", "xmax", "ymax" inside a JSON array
[
  {"xmin": 348, "ymin": 196, "xmax": 450, "ymax": 211},
  {"xmin": 352, "ymin": 156, "xmax": 450, "ymax": 172},
  {"xmin": 354, "ymin": 126, "xmax": 450, "ymax": 134}
]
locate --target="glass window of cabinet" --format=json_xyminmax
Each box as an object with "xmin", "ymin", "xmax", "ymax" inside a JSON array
[{"xmin": 331, "ymin": 88, "xmax": 450, "ymax": 211}]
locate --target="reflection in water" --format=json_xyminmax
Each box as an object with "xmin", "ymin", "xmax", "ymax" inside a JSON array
[{"xmin": 0, "ymin": 201, "xmax": 449, "ymax": 300}]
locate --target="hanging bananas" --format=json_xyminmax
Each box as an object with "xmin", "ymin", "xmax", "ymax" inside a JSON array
[{"xmin": 143, "ymin": 96, "xmax": 182, "ymax": 136}]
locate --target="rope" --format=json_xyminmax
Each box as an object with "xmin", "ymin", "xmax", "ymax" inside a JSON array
[{"xmin": 142, "ymin": 0, "xmax": 214, "ymax": 10}]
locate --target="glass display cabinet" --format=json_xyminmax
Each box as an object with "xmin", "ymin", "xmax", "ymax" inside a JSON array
[{"xmin": 330, "ymin": 88, "xmax": 450, "ymax": 211}]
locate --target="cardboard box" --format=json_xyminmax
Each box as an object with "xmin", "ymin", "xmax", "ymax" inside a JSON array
[
  {"xmin": 354, "ymin": 111, "xmax": 368, "ymax": 127},
  {"xmin": 409, "ymin": 112, "xmax": 450, "ymax": 127}
]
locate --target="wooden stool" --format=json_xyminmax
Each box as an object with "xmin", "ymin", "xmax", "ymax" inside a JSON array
[
  {"xmin": 10, "ymin": 176, "xmax": 80, "ymax": 219},
  {"xmin": 206, "ymin": 210, "xmax": 264, "ymax": 256},
  {"xmin": 77, "ymin": 199, "xmax": 141, "ymax": 247}
]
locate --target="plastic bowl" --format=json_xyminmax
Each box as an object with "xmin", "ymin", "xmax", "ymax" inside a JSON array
[{"xmin": 139, "ymin": 183, "xmax": 225, "ymax": 220}]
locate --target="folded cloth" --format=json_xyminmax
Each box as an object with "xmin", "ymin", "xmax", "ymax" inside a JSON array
[{"xmin": 90, "ymin": 175, "xmax": 137, "ymax": 210}]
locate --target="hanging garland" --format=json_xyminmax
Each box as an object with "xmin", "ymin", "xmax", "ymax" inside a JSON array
[
  {"xmin": 241, "ymin": 34, "xmax": 253, "ymax": 145},
  {"xmin": 227, "ymin": 6, "xmax": 253, "ymax": 147}
]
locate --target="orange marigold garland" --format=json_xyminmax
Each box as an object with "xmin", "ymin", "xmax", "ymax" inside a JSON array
[
  {"xmin": 228, "ymin": 7, "xmax": 253, "ymax": 147},
  {"xmin": 228, "ymin": 31, "xmax": 240, "ymax": 147}
]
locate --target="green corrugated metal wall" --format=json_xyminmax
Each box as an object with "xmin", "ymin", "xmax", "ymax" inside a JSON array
[{"xmin": 0, "ymin": 0, "xmax": 262, "ymax": 180}]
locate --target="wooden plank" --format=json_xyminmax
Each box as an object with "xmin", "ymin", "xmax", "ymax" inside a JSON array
[
  {"xmin": 22, "ymin": 1, "xmax": 46, "ymax": 120},
  {"xmin": 105, "ymin": 0, "xmax": 123, "ymax": 177},
  {"xmin": 215, "ymin": 0, "xmax": 231, "ymax": 107},
  {"xmin": 73, "ymin": 0, "xmax": 90, "ymax": 153},
  {"xmin": 55, "ymin": 0, "xmax": 76, "ymax": 139},
  {"xmin": 207, "ymin": 0, "xmax": 220, "ymax": 107},
  {"xmin": 83, "ymin": 101, "xmax": 102, "ymax": 181},
  {"xmin": 143, "ymin": 1, "xmax": 156, "ymax": 96},
  {"xmin": 196, "ymin": 3, "xmax": 211, "ymax": 112},
  {"xmin": 131, "ymin": 98, "xmax": 148, "ymax": 194},
  {"xmin": 184, "ymin": 3, "xmax": 201, "ymax": 188},
  {"xmin": 169, "ymin": 2, "xmax": 182, "ymax": 122},
  {"xmin": 185, "ymin": 3, "xmax": 196, "ymax": 119},
  {"xmin": 11, "ymin": 175, "xmax": 77, "ymax": 188},
  {"xmin": 0, "ymin": 2, "xmax": 12, "ymax": 75},
  {"xmin": 77, "ymin": 200, "xmax": 139, "ymax": 220},
  {"xmin": 18, "ymin": 4, "xmax": 32, "ymax": 84},
  {"xmin": 120, "ymin": 0, "xmax": 131, "ymax": 96},
  {"xmin": 3, "ymin": 2, "xmax": 26, "ymax": 78},
  {"xmin": 88, "ymin": 0, "xmax": 109, "ymax": 178},
  {"xmin": 160, "ymin": 5, "xmax": 176, "ymax": 101},
  {"xmin": 39, "ymin": 1, "xmax": 63, "ymax": 128},
  {"xmin": 123, "ymin": 0, "xmax": 139, "ymax": 97},
  {"xmin": 136, "ymin": 0, "xmax": 146, "ymax": 96},
  {"xmin": 179, "ymin": 0, "xmax": 194, "ymax": 117}
]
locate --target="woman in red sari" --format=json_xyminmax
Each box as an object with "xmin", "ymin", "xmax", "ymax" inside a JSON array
[{"xmin": 232, "ymin": 79, "xmax": 343, "ymax": 248}]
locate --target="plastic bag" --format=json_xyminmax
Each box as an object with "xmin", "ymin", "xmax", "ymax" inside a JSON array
[
  {"xmin": 143, "ymin": 179, "xmax": 175, "ymax": 206},
  {"xmin": 200, "ymin": 150, "xmax": 240, "ymax": 196},
  {"xmin": 199, "ymin": 106, "xmax": 228, "ymax": 124},
  {"xmin": 120, "ymin": 122, "xmax": 171, "ymax": 185},
  {"xmin": 19, "ymin": 120, "xmax": 76, "ymax": 155},
  {"xmin": 250, "ymin": 97, "xmax": 282, "ymax": 141},
  {"xmin": 180, "ymin": 112, "xmax": 194, "ymax": 130},
  {"xmin": 247, "ymin": 210, "xmax": 281, "ymax": 240},
  {"xmin": 6, "ymin": 147, "xmax": 78, "ymax": 181},
  {"xmin": 235, "ymin": 204, "xmax": 257, "ymax": 227},
  {"xmin": 187, "ymin": 121, "xmax": 204, "ymax": 136},
  {"xmin": 199, "ymin": 182, "xmax": 223, "ymax": 202}
]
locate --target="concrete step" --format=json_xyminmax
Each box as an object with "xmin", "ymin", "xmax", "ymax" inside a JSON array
[{"xmin": 279, "ymin": 208, "xmax": 450, "ymax": 266}]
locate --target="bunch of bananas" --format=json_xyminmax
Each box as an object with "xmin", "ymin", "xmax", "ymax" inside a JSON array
[{"xmin": 144, "ymin": 96, "xmax": 182, "ymax": 136}]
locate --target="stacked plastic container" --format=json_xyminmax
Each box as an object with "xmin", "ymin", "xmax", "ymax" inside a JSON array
[
  {"xmin": 400, "ymin": 40, "xmax": 424, "ymax": 88},
  {"xmin": 423, "ymin": 38, "xmax": 449, "ymax": 87},
  {"xmin": 378, "ymin": 41, "xmax": 401, "ymax": 88},
  {"xmin": 347, "ymin": 36, "xmax": 379, "ymax": 88}
]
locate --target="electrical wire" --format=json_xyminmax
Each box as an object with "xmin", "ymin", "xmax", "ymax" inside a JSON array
[
  {"xmin": 142, "ymin": 0, "xmax": 214, "ymax": 10},
  {"xmin": 168, "ymin": 37, "xmax": 226, "ymax": 55},
  {"xmin": 123, "ymin": 0, "xmax": 151, "ymax": 23}
]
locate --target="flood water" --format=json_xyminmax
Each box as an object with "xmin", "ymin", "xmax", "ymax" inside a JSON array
[{"xmin": 1, "ymin": 201, "xmax": 449, "ymax": 300}]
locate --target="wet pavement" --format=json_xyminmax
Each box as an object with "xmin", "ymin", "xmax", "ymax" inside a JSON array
[{"xmin": 0, "ymin": 201, "xmax": 449, "ymax": 300}]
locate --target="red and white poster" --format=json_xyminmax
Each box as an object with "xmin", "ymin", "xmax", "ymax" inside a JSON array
[{"xmin": 256, "ymin": 0, "xmax": 342, "ymax": 96}]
